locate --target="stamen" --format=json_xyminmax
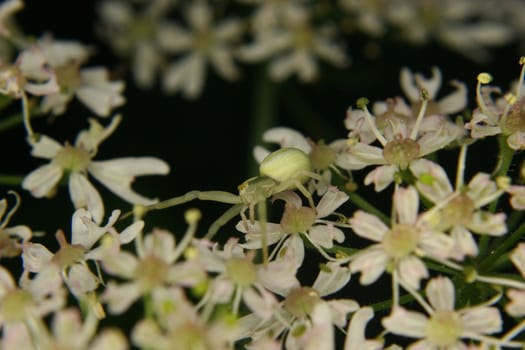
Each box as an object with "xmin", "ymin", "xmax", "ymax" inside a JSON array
[
  {"xmin": 172, "ymin": 208, "xmax": 201, "ymax": 262},
  {"xmin": 476, "ymin": 73, "xmax": 493, "ymax": 115},
  {"xmin": 409, "ymin": 89, "xmax": 428, "ymax": 140},
  {"xmin": 356, "ymin": 97, "xmax": 387, "ymax": 146}
]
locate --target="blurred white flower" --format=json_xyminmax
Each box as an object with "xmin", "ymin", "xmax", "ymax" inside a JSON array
[
  {"xmin": 37, "ymin": 36, "xmax": 125, "ymax": 117},
  {"xmin": 97, "ymin": 0, "xmax": 175, "ymax": 88},
  {"xmin": 239, "ymin": 5, "xmax": 348, "ymax": 82},
  {"xmin": 0, "ymin": 0, "xmax": 23, "ymax": 38},
  {"xmin": 157, "ymin": 1, "xmax": 243, "ymax": 98}
]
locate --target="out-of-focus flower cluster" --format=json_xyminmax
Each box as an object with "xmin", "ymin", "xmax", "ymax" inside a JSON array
[{"xmin": 2, "ymin": 0, "xmax": 525, "ymax": 349}]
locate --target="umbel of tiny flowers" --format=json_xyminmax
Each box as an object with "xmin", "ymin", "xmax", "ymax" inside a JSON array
[{"xmin": 22, "ymin": 115, "xmax": 170, "ymax": 224}]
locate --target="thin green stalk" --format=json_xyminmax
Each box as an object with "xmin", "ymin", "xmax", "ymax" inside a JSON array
[
  {"xmin": 345, "ymin": 190, "xmax": 390, "ymax": 225},
  {"xmin": 0, "ymin": 174, "xmax": 25, "ymax": 186},
  {"xmin": 479, "ymin": 220, "xmax": 525, "ymax": 272},
  {"xmin": 0, "ymin": 108, "xmax": 44, "ymax": 133},
  {"xmin": 479, "ymin": 134, "xmax": 515, "ymax": 257}
]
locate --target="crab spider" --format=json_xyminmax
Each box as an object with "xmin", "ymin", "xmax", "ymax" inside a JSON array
[{"xmin": 123, "ymin": 147, "xmax": 321, "ymax": 264}]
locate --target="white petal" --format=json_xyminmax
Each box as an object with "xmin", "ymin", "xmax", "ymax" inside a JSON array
[
  {"xmin": 313, "ymin": 261, "xmax": 351, "ymax": 296},
  {"xmin": 382, "ymin": 307, "xmax": 427, "ymax": 338},
  {"xmin": 102, "ymin": 282, "xmax": 142, "ymax": 315},
  {"xmin": 22, "ymin": 164, "xmax": 63, "ymax": 198},
  {"xmin": 349, "ymin": 211, "xmax": 388, "ymax": 242},
  {"xmin": 261, "ymin": 127, "xmax": 311, "ymax": 153},
  {"xmin": 88, "ymin": 157, "xmax": 169, "ymax": 205},
  {"xmin": 102, "ymin": 251, "xmax": 137, "ymax": 278},
  {"xmin": 30, "ymin": 135, "xmax": 63, "ymax": 159},
  {"xmin": 460, "ymin": 307, "xmax": 502, "ymax": 335},
  {"xmin": 394, "ymin": 186, "xmax": 419, "ymax": 225},
  {"xmin": 364, "ymin": 165, "xmax": 397, "ymax": 192},
  {"xmin": 425, "ymin": 276, "xmax": 455, "ymax": 311},
  {"xmin": 398, "ymin": 256, "xmax": 428, "ymax": 290},
  {"xmin": 345, "ymin": 307, "xmax": 383, "ymax": 350},
  {"xmin": 69, "ymin": 173, "xmax": 104, "ymax": 225},
  {"xmin": 410, "ymin": 159, "xmax": 453, "ymax": 203},
  {"xmin": 316, "ymin": 187, "xmax": 348, "ymax": 218},
  {"xmin": 350, "ymin": 247, "xmax": 388, "ymax": 285},
  {"xmin": 22, "ymin": 243, "xmax": 53, "ymax": 272}
]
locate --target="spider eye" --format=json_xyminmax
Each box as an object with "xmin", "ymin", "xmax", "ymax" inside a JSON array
[{"xmin": 259, "ymin": 147, "xmax": 311, "ymax": 183}]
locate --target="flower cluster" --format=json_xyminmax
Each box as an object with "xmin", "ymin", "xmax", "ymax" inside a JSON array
[{"xmin": 1, "ymin": 1, "xmax": 525, "ymax": 350}]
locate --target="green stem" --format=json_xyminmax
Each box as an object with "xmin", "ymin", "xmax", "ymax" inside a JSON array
[
  {"xmin": 0, "ymin": 108, "xmax": 44, "ymax": 133},
  {"xmin": 345, "ymin": 190, "xmax": 390, "ymax": 225},
  {"xmin": 478, "ymin": 220, "xmax": 525, "ymax": 272},
  {"xmin": 0, "ymin": 174, "xmax": 25, "ymax": 186},
  {"xmin": 369, "ymin": 293, "xmax": 413, "ymax": 312},
  {"xmin": 247, "ymin": 65, "xmax": 277, "ymax": 178},
  {"xmin": 479, "ymin": 134, "xmax": 515, "ymax": 257}
]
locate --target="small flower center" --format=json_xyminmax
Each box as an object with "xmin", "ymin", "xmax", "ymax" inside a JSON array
[
  {"xmin": 280, "ymin": 205, "xmax": 316, "ymax": 234},
  {"xmin": 375, "ymin": 101, "xmax": 412, "ymax": 131},
  {"xmin": 54, "ymin": 63, "xmax": 82, "ymax": 93},
  {"xmin": 133, "ymin": 255, "xmax": 169, "ymax": 291},
  {"xmin": 293, "ymin": 25, "xmax": 313, "ymax": 49},
  {"xmin": 283, "ymin": 287, "xmax": 321, "ymax": 318},
  {"xmin": 194, "ymin": 31, "xmax": 213, "ymax": 53},
  {"xmin": 309, "ymin": 142, "xmax": 336, "ymax": 171},
  {"xmin": 54, "ymin": 144, "xmax": 91, "ymax": 172},
  {"xmin": 503, "ymin": 98, "xmax": 525, "ymax": 134},
  {"xmin": 382, "ymin": 136, "xmax": 420, "ymax": 169},
  {"xmin": 0, "ymin": 290, "xmax": 35, "ymax": 323},
  {"xmin": 225, "ymin": 257, "xmax": 257, "ymax": 287},
  {"xmin": 51, "ymin": 244, "xmax": 85, "ymax": 269},
  {"xmin": 425, "ymin": 310, "xmax": 463, "ymax": 346},
  {"xmin": 440, "ymin": 194, "xmax": 476, "ymax": 227},
  {"xmin": 382, "ymin": 224, "xmax": 419, "ymax": 259}
]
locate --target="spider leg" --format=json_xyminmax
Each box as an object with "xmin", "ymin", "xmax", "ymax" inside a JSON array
[
  {"xmin": 204, "ymin": 203, "xmax": 244, "ymax": 240},
  {"xmin": 257, "ymin": 196, "xmax": 269, "ymax": 267}
]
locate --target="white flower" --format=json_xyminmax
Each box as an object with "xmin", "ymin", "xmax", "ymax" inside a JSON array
[
  {"xmin": 385, "ymin": 0, "xmax": 512, "ymax": 62},
  {"xmin": 236, "ymin": 187, "xmax": 348, "ymax": 266},
  {"xmin": 21, "ymin": 208, "xmax": 142, "ymax": 302},
  {"xmin": 97, "ymin": 0, "xmax": 175, "ymax": 88},
  {"xmin": 349, "ymin": 186, "xmax": 454, "ymax": 290},
  {"xmin": 340, "ymin": 97, "xmax": 463, "ymax": 191},
  {"xmin": 37, "ymin": 37, "xmax": 125, "ymax": 117},
  {"xmin": 410, "ymin": 158, "xmax": 506, "ymax": 260},
  {"xmin": 0, "ymin": 45, "xmax": 59, "ymax": 98},
  {"xmin": 157, "ymin": 1, "xmax": 243, "ymax": 98},
  {"xmin": 383, "ymin": 276, "xmax": 502, "ymax": 349},
  {"xmin": 102, "ymin": 229, "xmax": 206, "ymax": 314},
  {"xmin": 400, "ymin": 66, "xmax": 467, "ymax": 117},
  {"xmin": 22, "ymin": 115, "xmax": 170, "ymax": 223},
  {"xmin": 239, "ymin": 5, "xmax": 348, "ymax": 82},
  {"xmin": 240, "ymin": 262, "xmax": 358, "ymax": 348}
]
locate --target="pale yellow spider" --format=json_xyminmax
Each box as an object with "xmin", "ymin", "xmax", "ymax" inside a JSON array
[{"xmin": 125, "ymin": 147, "xmax": 320, "ymax": 264}]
